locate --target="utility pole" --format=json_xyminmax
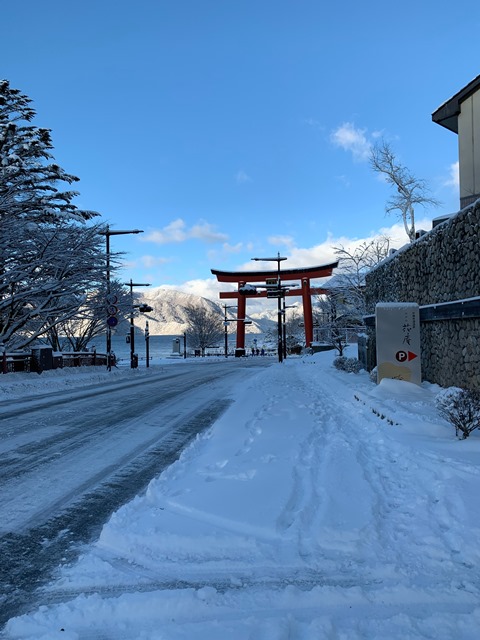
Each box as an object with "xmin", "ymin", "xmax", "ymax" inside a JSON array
[{"xmin": 125, "ymin": 279, "xmax": 151, "ymax": 368}]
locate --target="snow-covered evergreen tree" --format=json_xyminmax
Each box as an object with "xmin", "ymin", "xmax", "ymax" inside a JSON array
[
  {"xmin": 0, "ymin": 80, "xmax": 104, "ymax": 349},
  {"xmin": 0, "ymin": 79, "xmax": 97, "ymax": 224}
]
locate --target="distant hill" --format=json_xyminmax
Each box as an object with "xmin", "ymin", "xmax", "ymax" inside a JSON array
[{"xmin": 119, "ymin": 287, "xmax": 276, "ymax": 336}]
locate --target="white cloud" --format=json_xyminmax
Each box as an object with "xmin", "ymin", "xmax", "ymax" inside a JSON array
[
  {"xmin": 143, "ymin": 218, "xmax": 187, "ymax": 244},
  {"xmin": 161, "ymin": 278, "xmax": 235, "ymax": 302},
  {"xmin": 143, "ymin": 218, "xmax": 228, "ymax": 245},
  {"xmin": 119, "ymin": 258, "xmax": 136, "ymax": 270},
  {"xmin": 207, "ymin": 242, "xmax": 244, "ymax": 262},
  {"xmin": 303, "ymin": 117, "xmax": 323, "ymax": 130},
  {"xmin": 371, "ymin": 129, "xmax": 385, "ymax": 140},
  {"xmin": 139, "ymin": 255, "xmax": 171, "ymax": 268},
  {"xmin": 162, "ymin": 219, "xmax": 436, "ymax": 309},
  {"xmin": 190, "ymin": 221, "xmax": 229, "ymax": 243},
  {"xmin": 267, "ymin": 235, "xmax": 295, "ymax": 248},
  {"xmin": 233, "ymin": 219, "xmax": 434, "ymax": 276},
  {"xmin": 283, "ymin": 221, "xmax": 432, "ymax": 270},
  {"xmin": 443, "ymin": 161, "xmax": 459, "ymax": 190},
  {"xmin": 235, "ymin": 170, "xmax": 252, "ymax": 184},
  {"xmin": 330, "ymin": 122, "xmax": 371, "ymax": 162}
]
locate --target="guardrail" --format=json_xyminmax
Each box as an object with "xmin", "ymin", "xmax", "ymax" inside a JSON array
[
  {"xmin": 61, "ymin": 352, "xmax": 108, "ymax": 368},
  {"xmin": 1, "ymin": 350, "xmax": 109, "ymax": 374}
]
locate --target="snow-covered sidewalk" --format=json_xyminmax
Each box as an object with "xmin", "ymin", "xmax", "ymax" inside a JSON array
[{"xmin": 4, "ymin": 350, "xmax": 480, "ymax": 639}]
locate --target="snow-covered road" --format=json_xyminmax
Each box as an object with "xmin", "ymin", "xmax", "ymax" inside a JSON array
[
  {"xmin": 2, "ymin": 351, "xmax": 480, "ymax": 639},
  {"xmin": 0, "ymin": 358, "xmax": 272, "ymax": 628}
]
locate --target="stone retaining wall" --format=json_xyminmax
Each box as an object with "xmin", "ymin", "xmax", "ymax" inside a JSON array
[{"xmin": 364, "ymin": 200, "xmax": 480, "ymax": 390}]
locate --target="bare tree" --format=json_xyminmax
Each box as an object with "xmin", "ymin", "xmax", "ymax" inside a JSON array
[
  {"xmin": 264, "ymin": 307, "xmax": 304, "ymax": 353},
  {"xmin": 0, "ymin": 223, "xmax": 106, "ymax": 349},
  {"xmin": 313, "ymin": 237, "xmax": 391, "ymax": 355},
  {"xmin": 370, "ymin": 140, "xmax": 440, "ymax": 243},
  {"xmin": 184, "ymin": 303, "xmax": 224, "ymax": 356},
  {"xmin": 313, "ymin": 295, "xmax": 348, "ymax": 355},
  {"xmin": 331, "ymin": 237, "xmax": 391, "ymax": 321},
  {"xmin": 46, "ymin": 279, "xmax": 131, "ymax": 352},
  {"xmin": 284, "ymin": 307, "xmax": 304, "ymax": 352}
]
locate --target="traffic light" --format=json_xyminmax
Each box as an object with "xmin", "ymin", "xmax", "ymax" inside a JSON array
[
  {"xmin": 106, "ymin": 294, "xmax": 119, "ymax": 327},
  {"xmin": 138, "ymin": 304, "xmax": 153, "ymax": 313}
]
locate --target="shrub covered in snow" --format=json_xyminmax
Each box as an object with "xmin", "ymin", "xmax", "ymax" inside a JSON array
[
  {"xmin": 435, "ymin": 387, "xmax": 480, "ymax": 439},
  {"xmin": 333, "ymin": 356, "xmax": 363, "ymax": 374}
]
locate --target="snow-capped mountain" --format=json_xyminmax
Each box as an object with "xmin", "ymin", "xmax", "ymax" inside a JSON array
[{"xmin": 127, "ymin": 287, "xmax": 275, "ymax": 335}]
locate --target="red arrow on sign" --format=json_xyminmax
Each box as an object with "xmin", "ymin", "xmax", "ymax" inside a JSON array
[{"xmin": 408, "ymin": 351, "xmax": 418, "ymax": 361}]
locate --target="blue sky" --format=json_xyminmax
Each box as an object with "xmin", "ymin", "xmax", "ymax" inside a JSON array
[{"xmin": 1, "ymin": 0, "xmax": 477, "ymax": 300}]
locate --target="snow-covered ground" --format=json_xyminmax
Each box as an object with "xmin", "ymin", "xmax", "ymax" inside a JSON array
[{"xmin": 3, "ymin": 349, "xmax": 480, "ymax": 639}]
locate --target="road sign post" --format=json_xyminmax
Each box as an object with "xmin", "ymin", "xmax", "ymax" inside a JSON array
[{"xmin": 106, "ymin": 294, "xmax": 119, "ymax": 369}]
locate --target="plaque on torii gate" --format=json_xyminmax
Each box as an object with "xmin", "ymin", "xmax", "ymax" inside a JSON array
[{"xmin": 211, "ymin": 262, "xmax": 338, "ymax": 351}]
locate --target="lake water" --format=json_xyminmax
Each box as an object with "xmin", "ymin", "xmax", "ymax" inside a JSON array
[
  {"xmin": 89, "ymin": 334, "xmax": 266, "ymax": 363},
  {"xmin": 88, "ymin": 335, "xmax": 187, "ymax": 363}
]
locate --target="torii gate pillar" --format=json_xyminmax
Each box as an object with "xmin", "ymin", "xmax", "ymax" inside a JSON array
[
  {"xmin": 302, "ymin": 278, "xmax": 314, "ymax": 348},
  {"xmin": 237, "ymin": 281, "xmax": 246, "ymax": 351}
]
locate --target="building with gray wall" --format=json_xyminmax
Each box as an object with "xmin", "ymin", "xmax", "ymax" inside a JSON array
[
  {"xmin": 363, "ymin": 200, "xmax": 480, "ymax": 390},
  {"xmin": 432, "ymin": 75, "xmax": 480, "ymax": 209}
]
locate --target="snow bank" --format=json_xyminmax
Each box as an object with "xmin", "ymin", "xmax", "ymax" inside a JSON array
[{"xmin": 4, "ymin": 349, "xmax": 480, "ymax": 639}]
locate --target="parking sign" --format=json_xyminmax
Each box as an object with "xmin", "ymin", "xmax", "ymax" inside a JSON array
[{"xmin": 375, "ymin": 303, "xmax": 421, "ymax": 385}]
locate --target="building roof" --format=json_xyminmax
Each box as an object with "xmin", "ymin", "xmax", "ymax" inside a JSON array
[{"xmin": 432, "ymin": 74, "xmax": 480, "ymax": 133}]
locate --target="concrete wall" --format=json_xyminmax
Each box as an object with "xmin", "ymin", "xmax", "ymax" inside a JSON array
[
  {"xmin": 364, "ymin": 200, "xmax": 480, "ymax": 390},
  {"xmin": 459, "ymin": 91, "xmax": 480, "ymax": 208}
]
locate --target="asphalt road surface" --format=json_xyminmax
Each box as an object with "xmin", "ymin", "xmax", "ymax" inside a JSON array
[{"xmin": 0, "ymin": 358, "xmax": 272, "ymax": 628}]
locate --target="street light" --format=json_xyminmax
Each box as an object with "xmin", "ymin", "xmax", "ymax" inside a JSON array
[
  {"xmin": 101, "ymin": 226, "xmax": 143, "ymax": 370},
  {"xmin": 223, "ymin": 304, "xmax": 238, "ymax": 358},
  {"xmin": 124, "ymin": 279, "xmax": 151, "ymax": 368},
  {"xmin": 252, "ymin": 252, "xmax": 287, "ymax": 363}
]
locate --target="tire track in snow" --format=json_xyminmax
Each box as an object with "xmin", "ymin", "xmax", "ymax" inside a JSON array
[
  {"xmin": 0, "ymin": 371, "xmax": 223, "ymax": 482},
  {"xmin": 0, "ymin": 399, "xmax": 234, "ymax": 629},
  {"xmin": 0, "ymin": 360, "xmax": 274, "ymax": 629},
  {"xmin": 5, "ymin": 360, "xmax": 480, "ymax": 636}
]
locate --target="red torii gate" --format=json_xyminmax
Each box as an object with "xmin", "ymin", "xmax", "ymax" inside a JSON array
[{"xmin": 211, "ymin": 262, "xmax": 337, "ymax": 350}]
